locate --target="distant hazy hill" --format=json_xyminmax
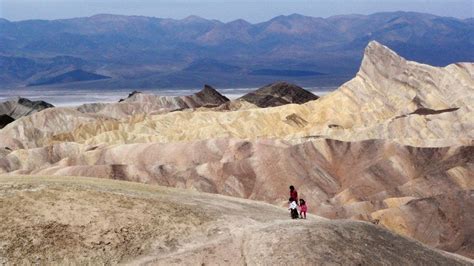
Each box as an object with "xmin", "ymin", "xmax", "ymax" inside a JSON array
[
  {"xmin": 28, "ymin": 69, "xmax": 110, "ymax": 86},
  {"xmin": 0, "ymin": 11, "xmax": 472, "ymax": 88}
]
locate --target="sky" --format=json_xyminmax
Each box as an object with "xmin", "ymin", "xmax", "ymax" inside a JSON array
[{"xmin": 0, "ymin": 0, "xmax": 473, "ymax": 22}]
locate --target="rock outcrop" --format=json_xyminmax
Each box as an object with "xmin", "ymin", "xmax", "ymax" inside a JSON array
[
  {"xmin": 0, "ymin": 97, "xmax": 54, "ymax": 119},
  {"xmin": 122, "ymin": 84, "xmax": 230, "ymax": 108},
  {"xmin": 76, "ymin": 84, "xmax": 229, "ymax": 118},
  {"xmin": 0, "ymin": 176, "xmax": 471, "ymax": 265},
  {"xmin": 238, "ymin": 81, "xmax": 319, "ymax": 107},
  {"xmin": 0, "ymin": 97, "xmax": 54, "ymax": 128},
  {"xmin": 118, "ymin": 90, "xmax": 141, "ymax": 102}
]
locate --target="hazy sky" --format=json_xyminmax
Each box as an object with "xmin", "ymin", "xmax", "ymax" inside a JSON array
[{"xmin": 1, "ymin": 0, "xmax": 473, "ymax": 22}]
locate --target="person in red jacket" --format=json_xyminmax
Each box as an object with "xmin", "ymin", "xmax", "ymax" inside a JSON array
[{"xmin": 289, "ymin": 185, "xmax": 298, "ymax": 205}]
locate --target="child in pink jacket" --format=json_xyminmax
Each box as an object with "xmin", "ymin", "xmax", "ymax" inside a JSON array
[{"xmin": 299, "ymin": 199, "xmax": 307, "ymax": 219}]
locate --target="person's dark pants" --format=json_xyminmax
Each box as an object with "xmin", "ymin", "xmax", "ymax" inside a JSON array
[{"xmin": 291, "ymin": 208, "xmax": 299, "ymax": 219}]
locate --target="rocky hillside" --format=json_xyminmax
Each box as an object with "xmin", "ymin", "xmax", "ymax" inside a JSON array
[
  {"xmin": 0, "ymin": 97, "xmax": 54, "ymax": 119},
  {"xmin": 0, "ymin": 97, "xmax": 54, "ymax": 128},
  {"xmin": 0, "ymin": 41, "xmax": 472, "ymax": 259},
  {"xmin": 75, "ymin": 84, "xmax": 229, "ymax": 118},
  {"xmin": 0, "ymin": 176, "xmax": 471, "ymax": 265},
  {"xmin": 238, "ymin": 81, "xmax": 319, "ymax": 107}
]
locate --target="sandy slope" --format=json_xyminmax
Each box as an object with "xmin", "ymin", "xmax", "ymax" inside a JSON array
[{"xmin": 0, "ymin": 175, "xmax": 472, "ymax": 265}]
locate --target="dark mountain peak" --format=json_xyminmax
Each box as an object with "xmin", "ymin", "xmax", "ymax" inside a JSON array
[
  {"xmin": 201, "ymin": 84, "xmax": 224, "ymax": 95},
  {"xmin": 0, "ymin": 97, "xmax": 54, "ymax": 120},
  {"xmin": 17, "ymin": 97, "xmax": 54, "ymax": 109},
  {"xmin": 255, "ymin": 81, "xmax": 313, "ymax": 96},
  {"xmin": 192, "ymin": 84, "xmax": 230, "ymax": 105},
  {"xmin": 239, "ymin": 81, "xmax": 319, "ymax": 108},
  {"xmin": 202, "ymin": 84, "xmax": 217, "ymax": 91}
]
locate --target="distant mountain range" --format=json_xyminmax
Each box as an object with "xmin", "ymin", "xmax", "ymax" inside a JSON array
[{"xmin": 0, "ymin": 12, "xmax": 473, "ymax": 89}]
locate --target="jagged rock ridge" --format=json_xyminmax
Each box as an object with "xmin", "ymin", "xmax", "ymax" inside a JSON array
[
  {"xmin": 0, "ymin": 97, "xmax": 54, "ymax": 119},
  {"xmin": 239, "ymin": 81, "xmax": 319, "ymax": 107},
  {"xmin": 0, "ymin": 98, "xmax": 54, "ymax": 128},
  {"xmin": 76, "ymin": 84, "xmax": 230, "ymax": 118}
]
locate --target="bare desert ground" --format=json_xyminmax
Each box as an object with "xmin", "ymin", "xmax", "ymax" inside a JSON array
[{"xmin": 0, "ymin": 175, "xmax": 472, "ymax": 265}]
